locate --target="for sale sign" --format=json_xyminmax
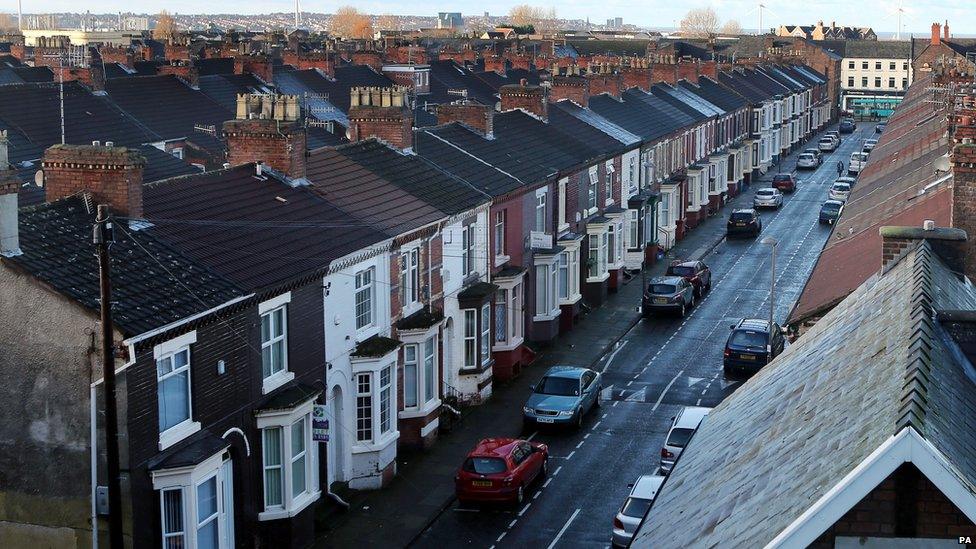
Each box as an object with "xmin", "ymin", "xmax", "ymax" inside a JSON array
[{"xmin": 312, "ymin": 404, "xmax": 329, "ymax": 442}]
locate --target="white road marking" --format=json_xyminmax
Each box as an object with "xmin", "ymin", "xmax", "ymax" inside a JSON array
[
  {"xmin": 547, "ymin": 508, "xmax": 582, "ymax": 549},
  {"xmin": 632, "ymin": 373, "xmax": 640, "ymax": 380},
  {"xmin": 575, "ymin": 440, "xmax": 584, "ymax": 449},
  {"xmin": 584, "ymin": 433, "xmax": 591, "ymax": 439},
  {"xmin": 602, "ymin": 413, "xmax": 608, "ymax": 419},
  {"xmin": 696, "ymin": 398, "xmax": 702, "ymax": 406},
  {"xmin": 519, "ymin": 503, "xmax": 531, "ymax": 516},
  {"xmin": 599, "ymin": 341, "xmax": 629, "ymax": 373},
  {"xmin": 700, "ymin": 387, "xmax": 708, "ymax": 395},
  {"xmin": 626, "ymin": 380, "xmax": 634, "ymax": 387},
  {"xmin": 526, "ymin": 431, "xmax": 538, "ymax": 441},
  {"xmin": 613, "ymin": 401, "xmax": 619, "ymax": 408},
  {"xmin": 544, "ymin": 478, "xmax": 554, "ymax": 488},
  {"xmin": 497, "ymin": 532, "xmax": 507, "ymax": 542},
  {"xmin": 652, "ymin": 370, "xmax": 685, "ymax": 412},
  {"xmin": 533, "ymin": 491, "xmax": 542, "ymax": 500},
  {"xmin": 641, "ymin": 366, "xmax": 648, "ymax": 373},
  {"xmin": 567, "ymin": 450, "xmax": 576, "ymax": 460},
  {"xmin": 509, "ymin": 519, "xmax": 518, "ymax": 528},
  {"xmin": 553, "ymin": 466, "xmax": 562, "ymax": 476},
  {"xmin": 625, "ymin": 387, "xmax": 647, "ymax": 402}
]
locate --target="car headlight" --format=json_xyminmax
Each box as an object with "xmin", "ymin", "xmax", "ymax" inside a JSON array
[
  {"xmin": 558, "ymin": 410, "xmax": 574, "ymax": 417},
  {"xmin": 523, "ymin": 406, "xmax": 533, "ymax": 414}
]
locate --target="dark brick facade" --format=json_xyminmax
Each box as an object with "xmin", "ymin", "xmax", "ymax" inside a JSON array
[
  {"xmin": 549, "ymin": 75, "xmax": 590, "ymax": 107},
  {"xmin": 436, "ymin": 102, "xmax": 494, "ymax": 136},
  {"xmin": 42, "ymin": 144, "xmax": 147, "ymax": 218}
]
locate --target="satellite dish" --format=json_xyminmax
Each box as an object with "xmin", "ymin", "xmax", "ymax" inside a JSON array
[
  {"xmin": 934, "ymin": 153, "xmax": 951, "ymax": 173},
  {"xmin": 34, "ymin": 169, "xmax": 44, "ymax": 187}
]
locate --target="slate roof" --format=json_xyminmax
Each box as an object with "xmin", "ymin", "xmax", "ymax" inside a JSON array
[
  {"xmin": 818, "ymin": 39, "xmax": 912, "ymax": 59},
  {"xmin": 790, "ymin": 71, "xmax": 953, "ymax": 323},
  {"xmin": 567, "ymin": 39, "xmax": 651, "ymax": 57},
  {"xmin": 717, "ymin": 69, "xmax": 773, "ymax": 103},
  {"xmin": 102, "ymin": 63, "xmax": 138, "ymax": 80},
  {"xmin": 197, "ymin": 73, "xmax": 276, "ymax": 113},
  {"xmin": 633, "ymin": 241, "xmax": 976, "ymax": 547},
  {"xmin": 274, "ymin": 68, "xmax": 348, "ymax": 126},
  {"xmin": 677, "ymin": 76, "xmax": 748, "ymax": 112},
  {"xmin": 143, "ymin": 164, "xmax": 387, "ymax": 291},
  {"xmin": 426, "ymin": 60, "xmax": 498, "ymax": 106},
  {"xmin": 492, "ymin": 109, "xmax": 604, "ymax": 171},
  {"xmin": 195, "ymin": 57, "xmax": 235, "ymax": 76},
  {"xmin": 0, "ymin": 66, "xmax": 54, "ymax": 84},
  {"xmin": 414, "ymin": 124, "xmax": 527, "ymax": 197},
  {"xmin": 6, "ymin": 195, "xmax": 244, "ymax": 336},
  {"xmin": 0, "ymin": 81, "xmax": 158, "ymax": 165},
  {"xmin": 148, "ymin": 431, "xmax": 229, "ymax": 471},
  {"xmin": 274, "ymin": 65, "xmax": 393, "ymax": 116},
  {"xmin": 138, "ymin": 145, "xmax": 201, "ymax": 181},
  {"xmin": 105, "ymin": 75, "xmax": 232, "ymax": 153},
  {"xmin": 549, "ymin": 100, "xmax": 641, "ymax": 147},
  {"xmin": 589, "ymin": 90, "xmax": 683, "ymax": 143}
]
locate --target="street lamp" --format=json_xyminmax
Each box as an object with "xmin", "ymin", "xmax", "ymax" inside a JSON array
[{"xmin": 761, "ymin": 236, "xmax": 778, "ymax": 353}]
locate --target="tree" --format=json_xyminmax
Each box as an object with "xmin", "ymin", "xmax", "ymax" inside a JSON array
[
  {"xmin": 720, "ymin": 19, "xmax": 743, "ymax": 36},
  {"xmin": 506, "ymin": 5, "xmax": 558, "ymax": 36},
  {"xmin": 376, "ymin": 14, "xmax": 400, "ymax": 32},
  {"xmin": 332, "ymin": 6, "xmax": 373, "ymax": 39},
  {"xmin": 508, "ymin": 5, "xmax": 536, "ymax": 28},
  {"xmin": 679, "ymin": 7, "xmax": 719, "ymax": 38},
  {"xmin": 153, "ymin": 10, "xmax": 178, "ymax": 43}
]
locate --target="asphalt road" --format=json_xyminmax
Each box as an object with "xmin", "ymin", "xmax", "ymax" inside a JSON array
[{"xmin": 411, "ymin": 124, "xmax": 878, "ymax": 549}]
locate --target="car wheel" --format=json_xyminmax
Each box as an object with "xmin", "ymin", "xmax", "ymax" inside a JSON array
[
  {"xmin": 691, "ymin": 293, "xmax": 697, "ymax": 307},
  {"xmin": 679, "ymin": 303, "xmax": 686, "ymax": 317},
  {"xmin": 705, "ymin": 280, "xmax": 712, "ymax": 293},
  {"xmin": 594, "ymin": 388, "xmax": 602, "ymax": 408}
]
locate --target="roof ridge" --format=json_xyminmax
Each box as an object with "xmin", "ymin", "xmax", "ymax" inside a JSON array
[{"xmin": 897, "ymin": 242, "xmax": 936, "ymax": 432}]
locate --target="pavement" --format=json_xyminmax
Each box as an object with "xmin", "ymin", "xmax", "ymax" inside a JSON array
[{"xmin": 314, "ymin": 123, "xmax": 874, "ymax": 549}]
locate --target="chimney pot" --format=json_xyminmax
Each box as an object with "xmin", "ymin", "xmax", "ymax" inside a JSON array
[
  {"xmin": 520, "ymin": 78, "xmax": 528, "ymax": 86},
  {"xmin": 92, "ymin": 140, "xmax": 101, "ymax": 146},
  {"xmin": 105, "ymin": 141, "xmax": 114, "ymax": 147},
  {"xmin": 256, "ymin": 161, "xmax": 263, "ymax": 176},
  {"xmin": 924, "ymin": 220, "xmax": 936, "ymax": 231}
]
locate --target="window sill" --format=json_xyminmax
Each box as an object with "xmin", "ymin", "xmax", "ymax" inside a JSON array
[
  {"xmin": 559, "ymin": 293, "xmax": 582, "ymax": 306},
  {"xmin": 493, "ymin": 336, "xmax": 525, "ymax": 352},
  {"xmin": 158, "ymin": 420, "xmax": 202, "ymax": 451},
  {"xmin": 352, "ymin": 430, "xmax": 400, "ymax": 454},
  {"xmin": 586, "ymin": 272, "xmax": 611, "ymax": 284},
  {"xmin": 263, "ymin": 370, "xmax": 295, "ymax": 395},
  {"xmin": 258, "ymin": 490, "xmax": 321, "ymax": 521},
  {"xmin": 400, "ymin": 398, "xmax": 442, "ymax": 419},
  {"xmin": 494, "ymin": 254, "xmax": 511, "ymax": 268},
  {"xmin": 557, "ymin": 223, "xmax": 570, "ymax": 234},
  {"xmin": 532, "ymin": 311, "xmax": 560, "ymax": 323}
]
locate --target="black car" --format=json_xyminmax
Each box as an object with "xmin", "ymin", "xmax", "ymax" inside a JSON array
[
  {"xmin": 876, "ymin": 123, "xmax": 886, "ymax": 134},
  {"xmin": 839, "ymin": 120, "xmax": 855, "ymax": 134},
  {"xmin": 723, "ymin": 319, "xmax": 785, "ymax": 376},
  {"xmin": 727, "ymin": 209, "xmax": 762, "ymax": 238},
  {"xmin": 666, "ymin": 260, "xmax": 712, "ymax": 298},
  {"xmin": 819, "ymin": 200, "xmax": 844, "ymax": 224}
]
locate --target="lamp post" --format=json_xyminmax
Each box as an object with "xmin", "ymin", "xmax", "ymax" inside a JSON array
[{"xmin": 761, "ymin": 236, "xmax": 778, "ymax": 353}]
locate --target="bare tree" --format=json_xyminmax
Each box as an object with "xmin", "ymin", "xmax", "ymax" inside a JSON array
[
  {"xmin": 720, "ymin": 19, "xmax": 743, "ymax": 36},
  {"xmin": 534, "ymin": 7, "xmax": 559, "ymax": 37},
  {"xmin": 153, "ymin": 10, "xmax": 178, "ymax": 43},
  {"xmin": 679, "ymin": 7, "xmax": 719, "ymax": 38},
  {"xmin": 375, "ymin": 14, "xmax": 401, "ymax": 32},
  {"xmin": 508, "ymin": 5, "xmax": 536, "ymax": 28},
  {"xmin": 507, "ymin": 5, "xmax": 558, "ymax": 35},
  {"xmin": 331, "ymin": 6, "xmax": 373, "ymax": 39}
]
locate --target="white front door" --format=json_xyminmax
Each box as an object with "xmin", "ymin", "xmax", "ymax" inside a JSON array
[{"xmin": 220, "ymin": 458, "xmax": 234, "ymax": 549}]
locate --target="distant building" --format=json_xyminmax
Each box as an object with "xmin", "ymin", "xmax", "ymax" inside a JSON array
[
  {"xmin": 118, "ymin": 15, "xmax": 149, "ymax": 32},
  {"xmin": 778, "ymin": 21, "xmax": 876, "ymax": 41},
  {"xmin": 437, "ymin": 12, "xmax": 463, "ymax": 30},
  {"xmin": 821, "ymin": 39, "xmax": 913, "ymax": 115},
  {"xmin": 605, "ymin": 17, "xmax": 624, "ymax": 30}
]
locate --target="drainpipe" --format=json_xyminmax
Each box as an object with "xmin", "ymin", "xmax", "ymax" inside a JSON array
[{"xmin": 90, "ymin": 383, "xmax": 98, "ymax": 549}]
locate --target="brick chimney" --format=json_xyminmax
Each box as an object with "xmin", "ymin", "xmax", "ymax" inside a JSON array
[
  {"xmin": 931, "ymin": 23, "xmax": 942, "ymax": 46},
  {"xmin": 234, "ymin": 55, "xmax": 273, "ymax": 83},
  {"xmin": 282, "ymin": 51, "xmax": 335, "ymax": 77},
  {"xmin": 224, "ymin": 94, "xmax": 306, "ymax": 178},
  {"xmin": 157, "ymin": 61, "xmax": 200, "ymax": 89},
  {"xmin": 621, "ymin": 58, "xmax": 652, "ymax": 90},
  {"xmin": 351, "ymin": 50, "xmax": 384, "ymax": 72},
  {"xmin": 0, "ymin": 131, "xmax": 19, "ymax": 257},
  {"xmin": 500, "ymin": 79, "xmax": 547, "ymax": 119},
  {"xmin": 676, "ymin": 59, "xmax": 701, "ymax": 83},
  {"xmin": 347, "ymin": 86, "xmax": 414, "ymax": 150},
  {"xmin": 42, "ymin": 144, "xmax": 146, "ymax": 218},
  {"xmin": 436, "ymin": 102, "xmax": 494, "ymax": 137},
  {"xmin": 951, "ymin": 112, "xmax": 976, "ymax": 278},
  {"xmin": 586, "ymin": 71, "xmax": 622, "ymax": 99},
  {"xmin": 549, "ymin": 75, "xmax": 590, "ymax": 107},
  {"xmin": 881, "ymin": 224, "xmax": 967, "ymax": 273},
  {"xmin": 484, "ymin": 56, "xmax": 507, "ymax": 75},
  {"xmin": 945, "ymin": 20, "xmax": 950, "ymax": 40}
]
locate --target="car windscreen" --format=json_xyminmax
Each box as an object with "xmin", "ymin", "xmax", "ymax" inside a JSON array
[
  {"xmin": 730, "ymin": 212, "xmax": 754, "ymax": 222},
  {"xmin": 621, "ymin": 497, "xmax": 654, "ymax": 519},
  {"xmin": 799, "ymin": 154, "xmax": 814, "ymax": 160},
  {"xmin": 819, "ymin": 139, "xmax": 832, "ymax": 143},
  {"xmin": 756, "ymin": 190, "xmax": 775, "ymax": 197},
  {"xmin": 772, "ymin": 174, "xmax": 791, "ymax": 182},
  {"xmin": 668, "ymin": 266, "xmax": 695, "ymax": 277},
  {"xmin": 852, "ymin": 153, "xmax": 868, "ymax": 161},
  {"xmin": 666, "ymin": 427, "xmax": 695, "ymax": 448},
  {"xmin": 650, "ymin": 284, "xmax": 676, "ymax": 294},
  {"xmin": 821, "ymin": 203, "xmax": 841, "ymax": 213},
  {"xmin": 463, "ymin": 457, "xmax": 508, "ymax": 475},
  {"xmin": 729, "ymin": 329, "xmax": 768, "ymax": 348},
  {"xmin": 536, "ymin": 376, "xmax": 580, "ymax": 396},
  {"xmin": 832, "ymin": 184, "xmax": 851, "ymax": 192}
]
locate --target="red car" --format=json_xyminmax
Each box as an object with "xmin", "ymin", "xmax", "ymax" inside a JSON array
[
  {"xmin": 771, "ymin": 173, "xmax": 798, "ymax": 193},
  {"xmin": 666, "ymin": 260, "xmax": 712, "ymax": 298},
  {"xmin": 455, "ymin": 438, "xmax": 549, "ymax": 506}
]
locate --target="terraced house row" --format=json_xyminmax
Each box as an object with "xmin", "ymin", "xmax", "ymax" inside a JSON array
[{"xmin": 0, "ymin": 51, "xmax": 828, "ymax": 547}]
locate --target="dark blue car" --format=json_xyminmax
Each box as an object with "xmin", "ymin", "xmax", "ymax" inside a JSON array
[
  {"xmin": 723, "ymin": 319, "xmax": 785, "ymax": 376},
  {"xmin": 523, "ymin": 366, "xmax": 602, "ymax": 429}
]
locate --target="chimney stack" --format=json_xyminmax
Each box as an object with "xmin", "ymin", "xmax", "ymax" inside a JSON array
[
  {"xmin": 224, "ymin": 94, "xmax": 307, "ymax": 178},
  {"xmin": 880, "ymin": 225, "xmax": 967, "ymax": 273},
  {"xmin": 932, "ymin": 23, "xmax": 942, "ymax": 46},
  {"xmin": 549, "ymin": 75, "xmax": 590, "ymax": 107},
  {"xmin": 944, "ymin": 20, "xmax": 950, "ymax": 40},
  {"xmin": 951, "ymin": 114, "xmax": 976, "ymax": 278},
  {"xmin": 347, "ymin": 86, "xmax": 414, "ymax": 150},
  {"xmin": 436, "ymin": 101, "xmax": 494, "ymax": 137},
  {"xmin": 499, "ymin": 80, "xmax": 548, "ymax": 120},
  {"xmin": 42, "ymin": 144, "xmax": 147, "ymax": 218}
]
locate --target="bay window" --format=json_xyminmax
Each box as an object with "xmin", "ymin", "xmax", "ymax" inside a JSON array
[
  {"xmin": 463, "ymin": 309, "xmax": 477, "ymax": 368},
  {"xmin": 558, "ymin": 241, "xmax": 581, "ymax": 304},
  {"xmin": 586, "ymin": 224, "xmax": 609, "ymax": 282},
  {"xmin": 608, "ymin": 225, "xmax": 617, "ymax": 266},
  {"xmin": 404, "ymin": 345, "xmax": 418, "ymax": 408},
  {"xmin": 153, "ymin": 450, "xmax": 235, "ymax": 548},
  {"xmin": 588, "ymin": 234, "xmax": 600, "ymax": 278},
  {"xmin": 404, "ymin": 335, "xmax": 440, "ymax": 410},
  {"xmin": 380, "ymin": 366, "xmax": 391, "ymax": 434},
  {"xmin": 257, "ymin": 396, "xmax": 320, "ymax": 520},
  {"xmin": 558, "ymin": 178, "xmax": 568, "ymax": 232},
  {"xmin": 356, "ymin": 373, "xmax": 373, "ymax": 442},
  {"xmin": 605, "ymin": 161, "xmax": 615, "ymax": 205},
  {"xmin": 629, "ymin": 210, "xmax": 640, "ymax": 249},
  {"xmin": 355, "ymin": 268, "xmax": 375, "ymax": 330},
  {"xmin": 491, "ymin": 280, "xmax": 524, "ymax": 348},
  {"xmin": 423, "ymin": 337, "xmax": 435, "ymax": 402},
  {"xmin": 534, "ymin": 258, "xmax": 559, "ymax": 320},
  {"xmin": 661, "ymin": 192, "xmax": 671, "ymax": 227},
  {"xmin": 462, "ymin": 225, "xmax": 476, "ymax": 275},
  {"xmin": 558, "ymin": 252, "xmax": 569, "ymax": 300},
  {"xmin": 495, "ymin": 289, "xmax": 508, "ymax": 344},
  {"xmin": 162, "ymin": 488, "xmax": 186, "ymax": 548}
]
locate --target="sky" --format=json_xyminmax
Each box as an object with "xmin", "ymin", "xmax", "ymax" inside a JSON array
[{"xmin": 7, "ymin": 0, "xmax": 975, "ymax": 34}]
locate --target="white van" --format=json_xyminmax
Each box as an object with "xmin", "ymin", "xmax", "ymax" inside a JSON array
[{"xmin": 849, "ymin": 152, "xmax": 868, "ymax": 175}]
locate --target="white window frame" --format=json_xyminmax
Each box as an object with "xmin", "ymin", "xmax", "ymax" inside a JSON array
[
  {"xmin": 492, "ymin": 278, "xmax": 525, "ymax": 352},
  {"xmin": 494, "ymin": 210, "xmax": 509, "ymax": 265},
  {"xmin": 403, "ymin": 344, "xmax": 420, "ymax": 409},
  {"xmin": 533, "ymin": 257, "xmax": 560, "ymax": 321},
  {"xmin": 155, "ymin": 331, "xmax": 201, "ymax": 451},
  {"xmin": 260, "ymin": 292, "xmax": 294, "ymax": 395},
  {"xmin": 256, "ymin": 397, "xmax": 320, "ymax": 521},
  {"xmin": 462, "ymin": 225, "xmax": 476, "ymax": 275},
  {"xmin": 356, "ymin": 373, "xmax": 373, "ymax": 442},
  {"xmin": 400, "ymin": 247, "xmax": 420, "ymax": 313},
  {"xmin": 152, "ymin": 449, "xmax": 234, "ymax": 548},
  {"xmin": 586, "ymin": 225, "xmax": 610, "ymax": 283},
  {"xmin": 535, "ymin": 191, "xmax": 547, "ymax": 233},
  {"xmin": 558, "ymin": 240, "xmax": 582, "ymax": 305},
  {"xmin": 605, "ymin": 160, "xmax": 615, "ymax": 206},
  {"xmin": 586, "ymin": 166, "xmax": 599, "ymax": 214},
  {"xmin": 355, "ymin": 268, "xmax": 376, "ymax": 331},
  {"xmin": 480, "ymin": 304, "xmax": 491, "ymax": 366},
  {"xmin": 463, "ymin": 309, "xmax": 478, "ymax": 369},
  {"xmin": 379, "ymin": 365, "xmax": 392, "ymax": 434},
  {"xmin": 557, "ymin": 177, "xmax": 569, "ymax": 233},
  {"xmin": 629, "ymin": 209, "xmax": 640, "ymax": 249}
]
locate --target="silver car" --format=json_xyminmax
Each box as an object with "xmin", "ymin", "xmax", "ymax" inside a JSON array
[
  {"xmin": 611, "ymin": 475, "xmax": 665, "ymax": 547},
  {"xmin": 753, "ymin": 187, "xmax": 783, "ymax": 209},
  {"xmin": 660, "ymin": 406, "xmax": 711, "ymax": 474},
  {"xmin": 796, "ymin": 153, "xmax": 818, "ymax": 170},
  {"xmin": 817, "ymin": 137, "xmax": 837, "ymax": 152},
  {"xmin": 829, "ymin": 182, "xmax": 852, "ymax": 202}
]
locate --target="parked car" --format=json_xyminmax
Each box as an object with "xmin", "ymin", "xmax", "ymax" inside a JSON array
[
  {"xmin": 817, "ymin": 137, "xmax": 837, "ymax": 152},
  {"xmin": 843, "ymin": 117, "xmax": 857, "ymax": 130},
  {"xmin": 611, "ymin": 475, "xmax": 666, "ymax": 547},
  {"xmin": 825, "ymin": 130, "xmax": 842, "ymax": 146},
  {"xmin": 849, "ymin": 151, "xmax": 869, "ymax": 175},
  {"xmin": 828, "ymin": 181, "xmax": 852, "ymax": 202},
  {"xmin": 771, "ymin": 173, "xmax": 798, "ymax": 193},
  {"xmin": 643, "ymin": 276, "xmax": 696, "ymax": 317},
  {"xmin": 819, "ymin": 200, "xmax": 845, "ymax": 224},
  {"xmin": 727, "ymin": 209, "xmax": 762, "ymax": 238},
  {"xmin": 839, "ymin": 121, "xmax": 855, "ymax": 134},
  {"xmin": 836, "ymin": 176, "xmax": 857, "ymax": 189},
  {"xmin": 863, "ymin": 138, "xmax": 879, "ymax": 152},
  {"xmin": 876, "ymin": 123, "xmax": 887, "ymax": 134},
  {"xmin": 804, "ymin": 148, "xmax": 823, "ymax": 164},
  {"xmin": 753, "ymin": 187, "xmax": 783, "ymax": 209},
  {"xmin": 455, "ymin": 438, "xmax": 549, "ymax": 506},
  {"xmin": 660, "ymin": 406, "xmax": 712, "ymax": 474},
  {"xmin": 523, "ymin": 366, "xmax": 602, "ymax": 429},
  {"xmin": 666, "ymin": 260, "xmax": 712, "ymax": 298},
  {"xmin": 796, "ymin": 153, "xmax": 819, "ymax": 170},
  {"xmin": 723, "ymin": 319, "xmax": 785, "ymax": 376}
]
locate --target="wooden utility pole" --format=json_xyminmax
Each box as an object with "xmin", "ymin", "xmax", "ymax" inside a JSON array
[{"xmin": 95, "ymin": 204, "xmax": 124, "ymax": 548}]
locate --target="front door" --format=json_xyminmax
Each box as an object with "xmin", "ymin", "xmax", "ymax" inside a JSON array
[{"xmin": 220, "ymin": 458, "xmax": 234, "ymax": 549}]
